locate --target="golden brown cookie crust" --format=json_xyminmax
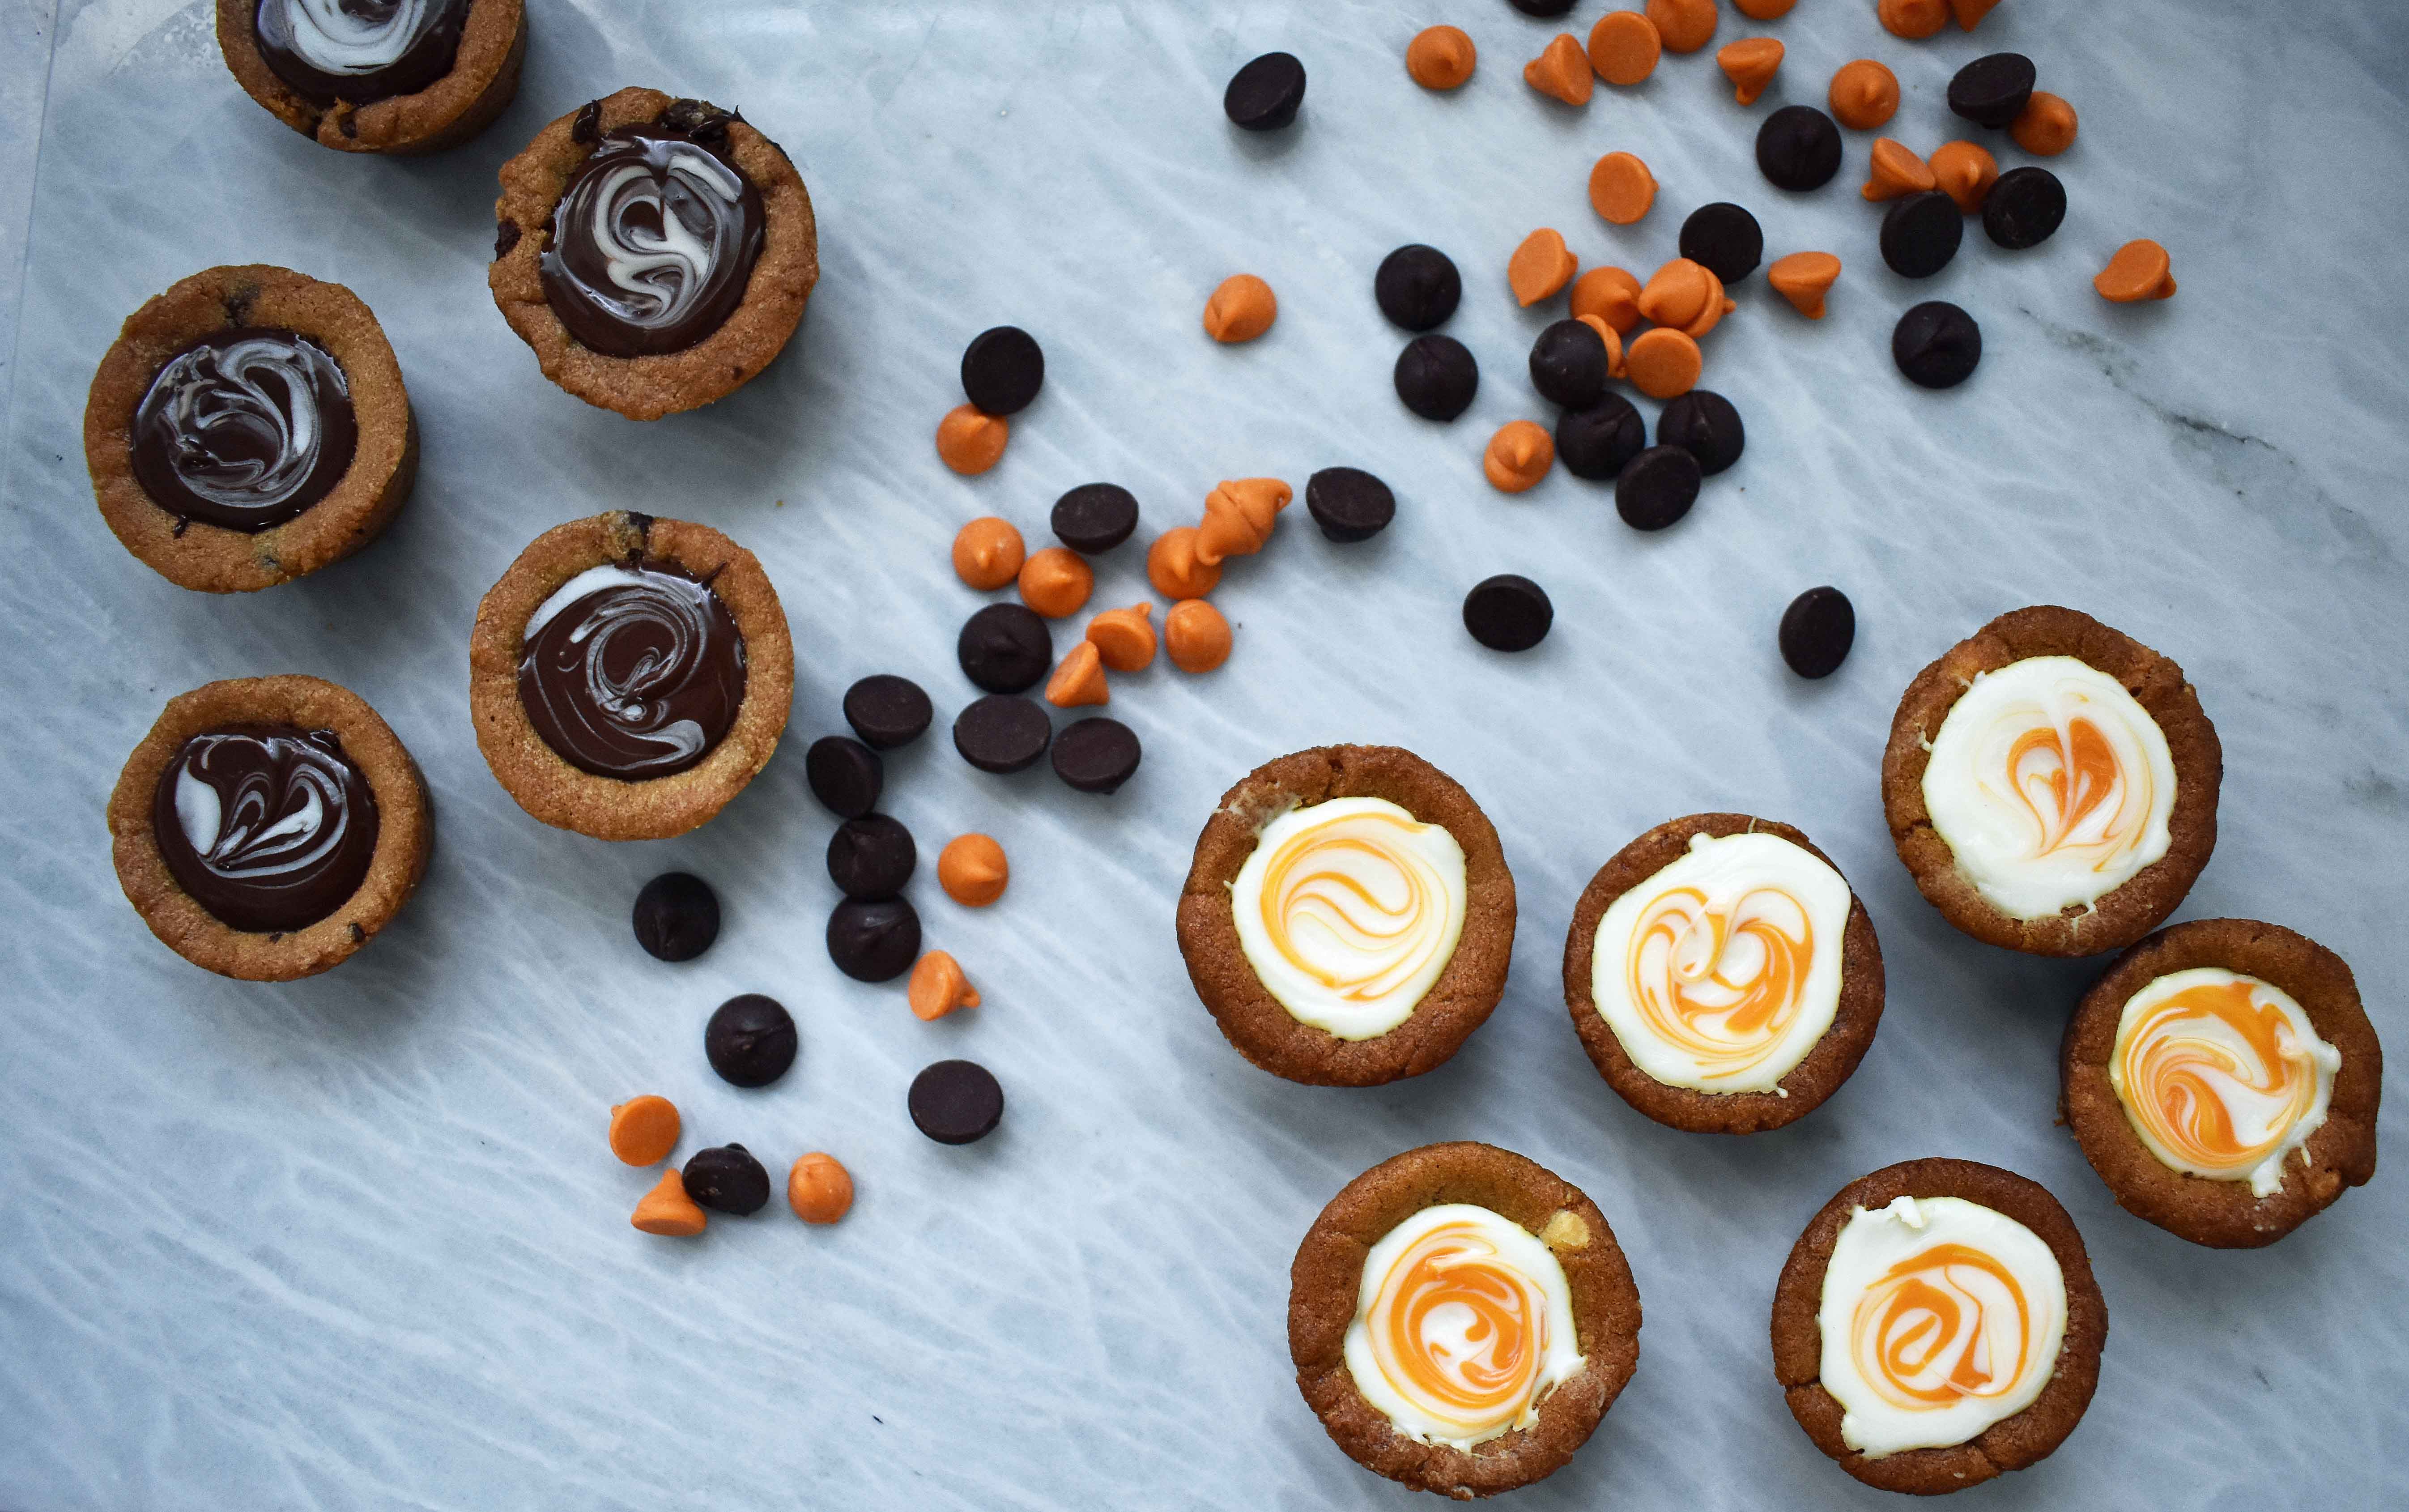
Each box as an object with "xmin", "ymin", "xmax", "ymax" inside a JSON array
[
  {"xmin": 1561, "ymin": 813, "xmax": 1885, "ymax": 1134},
  {"xmin": 1175, "ymin": 745, "xmax": 1516, "ymax": 1086},
  {"xmin": 108, "ymin": 675, "xmax": 433, "ymax": 981},
  {"xmin": 2061, "ymin": 918, "xmax": 2382, "ymax": 1248},
  {"xmin": 215, "ymin": 0, "xmax": 527, "ymax": 155},
  {"xmin": 1770, "ymin": 1158, "xmax": 2108, "ymax": 1496},
  {"xmin": 1290, "ymin": 1142, "xmax": 1642, "ymax": 1499},
  {"xmin": 489, "ymin": 87, "xmax": 820, "ymax": 421},
  {"xmin": 84, "ymin": 265, "xmax": 417, "ymax": 594},
  {"xmin": 1880, "ymin": 605, "xmax": 2222, "ymax": 957},
  {"xmin": 469, "ymin": 511, "xmax": 793, "ymax": 840}
]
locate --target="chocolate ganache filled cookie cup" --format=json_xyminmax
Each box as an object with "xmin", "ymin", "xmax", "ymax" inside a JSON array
[
  {"xmin": 109, "ymin": 675, "xmax": 433, "ymax": 981},
  {"xmin": 489, "ymin": 89, "xmax": 819, "ymax": 420},
  {"xmin": 470, "ymin": 511, "xmax": 793, "ymax": 840},
  {"xmin": 218, "ymin": 0, "xmax": 527, "ymax": 155},
  {"xmin": 85, "ymin": 265, "xmax": 416, "ymax": 593}
]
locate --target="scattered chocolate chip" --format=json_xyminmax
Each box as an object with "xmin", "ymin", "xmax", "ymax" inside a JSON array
[
  {"xmin": 1893, "ymin": 301, "xmax": 1983, "ymax": 389},
  {"xmin": 1394, "ymin": 334, "xmax": 1479, "ymax": 421},
  {"xmin": 683, "ymin": 1144, "xmax": 771, "ymax": 1214},
  {"xmin": 1949, "ymin": 53, "xmax": 2036, "ymax": 130},
  {"xmin": 957, "ymin": 603, "xmax": 1052, "ymax": 694},
  {"xmin": 827, "ymin": 815, "xmax": 917, "ymax": 900},
  {"xmin": 1224, "ymin": 51, "xmax": 1307, "ymax": 131},
  {"xmin": 1757, "ymin": 106, "xmax": 1843, "ymax": 192},
  {"xmin": 632, "ymin": 872, "xmax": 720, "ymax": 962},
  {"xmin": 1528, "ymin": 320, "xmax": 1610, "ymax": 409},
  {"xmin": 1657, "ymin": 390, "xmax": 1746, "ymax": 476},
  {"xmin": 805, "ymin": 735, "xmax": 883, "ymax": 819},
  {"xmin": 959, "ymin": 326, "xmax": 1043, "ymax": 416},
  {"xmin": 1982, "ymin": 166, "xmax": 2065, "ymax": 251},
  {"xmin": 1051, "ymin": 483, "xmax": 1140, "ymax": 553},
  {"xmin": 909, "ymin": 1059, "xmax": 1005, "ymax": 1145},
  {"xmin": 1881, "ymin": 191, "xmax": 1964, "ymax": 279},
  {"xmin": 840, "ymin": 674, "xmax": 931, "ymax": 750},
  {"xmin": 1510, "ymin": 0, "xmax": 1577, "ymax": 13},
  {"xmin": 1780, "ymin": 587, "xmax": 1856, "ymax": 679},
  {"xmin": 1557, "ymin": 395, "xmax": 1647, "ymax": 481},
  {"xmin": 1304, "ymin": 467, "xmax": 1396, "ymax": 542},
  {"xmin": 1678, "ymin": 203, "xmax": 1764, "ymax": 285},
  {"xmin": 704, "ymin": 995, "xmax": 797, "ymax": 1088},
  {"xmin": 493, "ymin": 220, "xmax": 521, "ymax": 260},
  {"xmin": 1616, "ymin": 445, "xmax": 1704, "ymax": 531},
  {"xmin": 953, "ymin": 694, "xmax": 1053, "ymax": 774},
  {"xmin": 1462, "ymin": 575, "xmax": 1553, "ymax": 652},
  {"xmin": 826, "ymin": 897, "xmax": 921, "ymax": 982},
  {"xmin": 1052, "ymin": 718, "xmax": 1141, "ymax": 794},
  {"xmin": 571, "ymin": 101, "xmax": 600, "ymax": 145},
  {"xmin": 1375, "ymin": 244, "xmax": 1463, "ymax": 331}
]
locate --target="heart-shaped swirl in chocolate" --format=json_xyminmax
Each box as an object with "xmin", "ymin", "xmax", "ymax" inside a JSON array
[
  {"xmin": 518, "ymin": 561, "xmax": 747, "ymax": 780},
  {"xmin": 130, "ymin": 328, "xmax": 358, "ymax": 532},
  {"xmin": 251, "ymin": 0, "xmax": 472, "ymax": 107},
  {"xmin": 152, "ymin": 725, "xmax": 381, "ymax": 933}
]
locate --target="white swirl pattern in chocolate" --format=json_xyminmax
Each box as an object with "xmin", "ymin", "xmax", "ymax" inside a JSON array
[
  {"xmin": 130, "ymin": 328, "xmax": 358, "ymax": 532},
  {"xmin": 540, "ymin": 121, "xmax": 766, "ymax": 358},
  {"xmin": 150, "ymin": 725, "xmax": 381, "ymax": 933},
  {"xmin": 518, "ymin": 562, "xmax": 747, "ymax": 779},
  {"xmin": 251, "ymin": 0, "xmax": 471, "ymax": 105}
]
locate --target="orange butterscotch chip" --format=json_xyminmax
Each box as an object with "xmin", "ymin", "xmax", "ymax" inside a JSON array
[
  {"xmin": 1406, "ymin": 25, "xmax": 1477, "ymax": 90},
  {"xmin": 1929, "ymin": 140, "xmax": 1998, "ymax": 213},
  {"xmin": 1165, "ymin": 599, "xmax": 1233, "ymax": 673},
  {"xmin": 1044, "ymin": 639, "xmax": 1109, "ymax": 707},
  {"xmin": 1638, "ymin": 257, "xmax": 1732, "ymax": 340},
  {"xmin": 937, "ymin": 833, "xmax": 1009, "ymax": 907},
  {"xmin": 1734, "ymin": 0, "xmax": 1796, "ymax": 16},
  {"xmin": 1878, "ymin": 0, "xmax": 1949, "ymax": 39},
  {"xmin": 1587, "ymin": 11, "xmax": 1661, "ymax": 86},
  {"xmin": 1574, "ymin": 314, "xmax": 1626, "ymax": 378},
  {"xmin": 1829, "ymin": 60, "xmax": 1900, "ymax": 130},
  {"xmin": 907, "ymin": 950, "xmax": 981, "ymax": 1021},
  {"xmin": 1625, "ymin": 327, "xmax": 1702, "ymax": 399},
  {"xmin": 631, "ymin": 1169, "xmax": 706, "ymax": 1237},
  {"xmin": 1768, "ymin": 251, "xmax": 1841, "ymax": 319},
  {"xmin": 1525, "ymin": 34, "xmax": 1593, "ymax": 106},
  {"xmin": 1017, "ymin": 546, "xmax": 1093, "ymax": 619},
  {"xmin": 935, "ymin": 404, "xmax": 1008, "ymax": 475},
  {"xmin": 2011, "ymin": 91, "xmax": 2078, "ymax": 156},
  {"xmin": 1862, "ymin": 137, "xmax": 1937, "ymax": 201},
  {"xmin": 1646, "ymin": 0, "xmax": 1717, "ymax": 54},
  {"xmin": 608, "ymin": 1095, "xmax": 680, "ymax": 1167},
  {"xmin": 1949, "ymin": 0, "xmax": 2001, "ymax": 29},
  {"xmin": 1570, "ymin": 265, "xmax": 1644, "ymax": 333},
  {"xmin": 1483, "ymin": 421, "xmax": 1555, "ymax": 494},
  {"xmin": 951, "ymin": 515, "xmax": 1025, "ymax": 590},
  {"xmin": 1588, "ymin": 151, "xmax": 1657, "ymax": 226},
  {"xmin": 1084, "ymin": 602, "xmax": 1157, "ymax": 672},
  {"xmin": 2095, "ymin": 239, "xmax": 2176, "ymax": 303},
  {"xmin": 1203, "ymin": 274, "xmax": 1277, "ymax": 343},
  {"xmin": 1146, "ymin": 525, "xmax": 1222, "ymax": 600},
  {"xmin": 1717, "ymin": 38, "xmax": 1783, "ymax": 106},
  {"xmin": 1196, "ymin": 477, "xmax": 1292, "ymax": 565},
  {"xmin": 1508, "ymin": 228, "xmax": 1578, "ymax": 307},
  {"xmin": 787, "ymin": 1153, "xmax": 854, "ymax": 1225}
]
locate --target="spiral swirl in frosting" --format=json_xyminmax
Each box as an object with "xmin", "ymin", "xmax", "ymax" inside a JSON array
[
  {"xmin": 151, "ymin": 724, "xmax": 381, "ymax": 933},
  {"xmin": 251, "ymin": 0, "xmax": 472, "ymax": 107},
  {"xmin": 1343, "ymin": 1204, "xmax": 1587, "ymax": 1450},
  {"xmin": 517, "ymin": 561, "xmax": 746, "ymax": 780},
  {"xmin": 2110, "ymin": 968, "xmax": 2340, "ymax": 1196},
  {"xmin": 1230, "ymin": 796, "xmax": 1468, "ymax": 1041},
  {"xmin": 130, "ymin": 328, "xmax": 358, "ymax": 532}
]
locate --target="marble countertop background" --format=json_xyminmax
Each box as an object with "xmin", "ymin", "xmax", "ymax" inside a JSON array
[{"xmin": 3, "ymin": 2, "xmax": 2405, "ymax": 1508}]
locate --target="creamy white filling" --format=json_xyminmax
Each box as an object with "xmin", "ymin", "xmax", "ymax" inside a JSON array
[{"xmin": 2110, "ymin": 967, "xmax": 2341, "ymax": 1197}]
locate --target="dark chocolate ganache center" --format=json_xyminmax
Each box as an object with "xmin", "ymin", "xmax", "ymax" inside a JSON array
[
  {"xmin": 130, "ymin": 327, "xmax": 358, "ymax": 533},
  {"xmin": 251, "ymin": 0, "xmax": 472, "ymax": 108},
  {"xmin": 152, "ymin": 724, "xmax": 381, "ymax": 933},
  {"xmin": 517, "ymin": 559, "xmax": 747, "ymax": 780}
]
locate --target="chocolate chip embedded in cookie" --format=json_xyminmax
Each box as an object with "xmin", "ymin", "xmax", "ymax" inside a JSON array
[
  {"xmin": 1290, "ymin": 1141, "xmax": 1641, "ymax": 1498},
  {"xmin": 1881, "ymin": 605, "xmax": 2221, "ymax": 956},
  {"xmin": 216, "ymin": 0, "xmax": 527, "ymax": 154},
  {"xmin": 1771, "ymin": 1158, "xmax": 2108, "ymax": 1496},
  {"xmin": 469, "ymin": 511, "xmax": 794, "ymax": 840},
  {"xmin": 1176, "ymin": 745, "xmax": 1514, "ymax": 1086},
  {"xmin": 2060, "ymin": 918, "xmax": 2382, "ymax": 1248},
  {"xmin": 489, "ymin": 88, "xmax": 819, "ymax": 420},
  {"xmin": 107, "ymin": 675, "xmax": 432, "ymax": 981}
]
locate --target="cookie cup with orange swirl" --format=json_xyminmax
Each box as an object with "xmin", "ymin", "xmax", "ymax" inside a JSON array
[
  {"xmin": 1771, "ymin": 1158, "xmax": 2107, "ymax": 1497},
  {"xmin": 1881, "ymin": 605, "xmax": 2220, "ymax": 957},
  {"xmin": 1563, "ymin": 813, "xmax": 1884, "ymax": 1133},
  {"xmin": 1290, "ymin": 1142, "xmax": 1642, "ymax": 1499},
  {"xmin": 2061, "ymin": 918, "xmax": 2380, "ymax": 1248}
]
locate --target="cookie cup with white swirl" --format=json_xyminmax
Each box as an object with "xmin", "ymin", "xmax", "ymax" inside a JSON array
[
  {"xmin": 217, "ymin": 0, "xmax": 527, "ymax": 154},
  {"xmin": 2061, "ymin": 918, "xmax": 2380, "ymax": 1249},
  {"xmin": 1881, "ymin": 605, "xmax": 2222, "ymax": 957},
  {"xmin": 108, "ymin": 675, "xmax": 432, "ymax": 982},
  {"xmin": 1177, "ymin": 745, "xmax": 1515, "ymax": 1087},
  {"xmin": 489, "ymin": 89, "xmax": 819, "ymax": 421},
  {"xmin": 1562, "ymin": 813, "xmax": 1885, "ymax": 1134},
  {"xmin": 1290, "ymin": 1141, "xmax": 1642, "ymax": 1499},
  {"xmin": 84, "ymin": 265, "xmax": 417, "ymax": 593},
  {"xmin": 1771, "ymin": 1158, "xmax": 2108, "ymax": 1497},
  {"xmin": 470, "ymin": 511, "xmax": 792, "ymax": 841}
]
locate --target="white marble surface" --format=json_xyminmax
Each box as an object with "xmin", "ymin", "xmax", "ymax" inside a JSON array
[{"xmin": 3, "ymin": 2, "xmax": 2406, "ymax": 1507}]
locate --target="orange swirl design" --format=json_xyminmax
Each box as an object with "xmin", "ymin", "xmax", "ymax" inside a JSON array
[
  {"xmin": 1849, "ymin": 1243, "xmax": 2037, "ymax": 1412},
  {"xmin": 1257, "ymin": 809, "xmax": 1454, "ymax": 1005},
  {"xmin": 1365, "ymin": 1218, "xmax": 1549, "ymax": 1434},
  {"xmin": 2004, "ymin": 715, "xmax": 2152, "ymax": 871},
  {"xmin": 2117, "ymin": 978, "xmax": 2322, "ymax": 1178},
  {"xmin": 1624, "ymin": 883, "xmax": 1816, "ymax": 1080}
]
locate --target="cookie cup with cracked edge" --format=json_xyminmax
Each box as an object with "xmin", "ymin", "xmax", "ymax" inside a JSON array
[
  {"xmin": 108, "ymin": 675, "xmax": 432, "ymax": 982},
  {"xmin": 1290, "ymin": 1141, "xmax": 1643, "ymax": 1499},
  {"xmin": 1881, "ymin": 605, "xmax": 2221, "ymax": 957},
  {"xmin": 84, "ymin": 265, "xmax": 418, "ymax": 594},
  {"xmin": 489, "ymin": 87, "xmax": 820, "ymax": 421},
  {"xmin": 1176, "ymin": 745, "xmax": 1515, "ymax": 1086},
  {"xmin": 1771, "ymin": 1158, "xmax": 2108, "ymax": 1497},
  {"xmin": 1562, "ymin": 813, "xmax": 1885, "ymax": 1134},
  {"xmin": 469, "ymin": 511, "xmax": 793, "ymax": 840},
  {"xmin": 216, "ymin": 0, "xmax": 527, "ymax": 155},
  {"xmin": 2061, "ymin": 918, "xmax": 2381, "ymax": 1249}
]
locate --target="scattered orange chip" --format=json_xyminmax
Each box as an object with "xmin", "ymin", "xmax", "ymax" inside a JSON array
[
  {"xmin": 1637, "ymin": 257, "xmax": 1732, "ymax": 339},
  {"xmin": 1406, "ymin": 25, "xmax": 1477, "ymax": 90},
  {"xmin": 1717, "ymin": 38, "xmax": 1783, "ymax": 106},
  {"xmin": 1525, "ymin": 34, "xmax": 1593, "ymax": 106},
  {"xmin": 935, "ymin": 404, "xmax": 1008, "ymax": 475},
  {"xmin": 1017, "ymin": 546, "xmax": 1093, "ymax": 619},
  {"xmin": 950, "ymin": 516, "xmax": 1025, "ymax": 590},
  {"xmin": 1164, "ymin": 599, "xmax": 1233, "ymax": 673},
  {"xmin": 907, "ymin": 950, "xmax": 981, "ymax": 1021},
  {"xmin": 1862, "ymin": 138, "xmax": 1937, "ymax": 201},
  {"xmin": 1646, "ymin": 0, "xmax": 1718, "ymax": 54},
  {"xmin": 1878, "ymin": 0, "xmax": 1949, "ymax": 40},
  {"xmin": 2095, "ymin": 240, "xmax": 2176, "ymax": 302},
  {"xmin": 1829, "ymin": 60, "xmax": 1900, "ymax": 130},
  {"xmin": 608, "ymin": 1096, "xmax": 681, "ymax": 1167},
  {"xmin": 1574, "ymin": 313, "xmax": 1626, "ymax": 377},
  {"xmin": 1588, "ymin": 151, "xmax": 1657, "ymax": 226},
  {"xmin": 1196, "ymin": 477, "xmax": 1292, "ymax": 565},
  {"xmin": 1625, "ymin": 327, "xmax": 1702, "ymax": 399},
  {"xmin": 937, "ymin": 834, "xmax": 1009, "ymax": 907},
  {"xmin": 1929, "ymin": 140, "xmax": 1999, "ymax": 213},
  {"xmin": 2011, "ymin": 91, "xmax": 2078, "ymax": 156},
  {"xmin": 1570, "ymin": 265, "xmax": 1644, "ymax": 333},
  {"xmin": 1586, "ymin": 12, "xmax": 1661, "ymax": 87},
  {"xmin": 787, "ymin": 1154, "xmax": 854, "ymax": 1225},
  {"xmin": 1202, "ymin": 274, "xmax": 1277, "ymax": 343},
  {"xmin": 1146, "ymin": 526, "xmax": 1221, "ymax": 600},
  {"xmin": 1767, "ymin": 251, "xmax": 1841, "ymax": 319},
  {"xmin": 1044, "ymin": 639, "xmax": 1109, "ymax": 707},
  {"xmin": 1084, "ymin": 603, "xmax": 1157, "ymax": 672},
  {"xmin": 631, "ymin": 1169, "xmax": 706, "ymax": 1237},
  {"xmin": 1949, "ymin": 0, "xmax": 2001, "ymax": 29},
  {"xmin": 1733, "ymin": 0, "xmax": 1796, "ymax": 16},
  {"xmin": 1508, "ymin": 229, "xmax": 1578, "ymax": 307},
  {"xmin": 1483, "ymin": 421, "xmax": 1555, "ymax": 494}
]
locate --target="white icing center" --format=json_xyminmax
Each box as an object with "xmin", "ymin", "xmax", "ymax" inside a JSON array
[{"xmin": 2110, "ymin": 967, "xmax": 2341, "ymax": 1197}]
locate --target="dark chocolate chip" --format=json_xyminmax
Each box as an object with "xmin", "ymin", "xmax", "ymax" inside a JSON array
[
  {"xmin": 572, "ymin": 101, "xmax": 600, "ymax": 145},
  {"xmin": 1462, "ymin": 575, "xmax": 1553, "ymax": 652},
  {"xmin": 1509, "ymin": 0, "xmax": 1577, "ymax": 13},
  {"xmin": 957, "ymin": 603, "xmax": 1052, "ymax": 694},
  {"xmin": 1051, "ymin": 717, "xmax": 1141, "ymax": 794},
  {"xmin": 1949, "ymin": 52, "xmax": 2036, "ymax": 130},
  {"xmin": 1556, "ymin": 395, "xmax": 1647, "ymax": 481},
  {"xmin": 704, "ymin": 995, "xmax": 797, "ymax": 1088},
  {"xmin": 826, "ymin": 814, "xmax": 917, "ymax": 900},
  {"xmin": 959, "ymin": 326, "xmax": 1043, "ymax": 416},
  {"xmin": 682, "ymin": 1144, "xmax": 771, "ymax": 1214},
  {"xmin": 1528, "ymin": 320, "xmax": 1609, "ymax": 409},
  {"xmin": 1881, "ymin": 191, "xmax": 1964, "ymax": 279},
  {"xmin": 1394, "ymin": 334, "xmax": 1479, "ymax": 422},
  {"xmin": 1893, "ymin": 301, "xmax": 1982, "ymax": 389},
  {"xmin": 1304, "ymin": 467, "xmax": 1396, "ymax": 542},
  {"xmin": 1780, "ymin": 587, "xmax": 1856, "ymax": 679},
  {"xmin": 493, "ymin": 220, "xmax": 521, "ymax": 260},
  {"xmin": 826, "ymin": 897, "xmax": 921, "ymax": 983},
  {"xmin": 1051, "ymin": 483, "xmax": 1140, "ymax": 554},
  {"xmin": 952, "ymin": 695, "xmax": 1053, "ymax": 774},
  {"xmin": 632, "ymin": 872, "xmax": 720, "ymax": 962},
  {"xmin": 1375, "ymin": 244, "xmax": 1463, "ymax": 331},
  {"xmin": 1983, "ymin": 166, "xmax": 2066, "ymax": 251},
  {"xmin": 805, "ymin": 735, "xmax": 883, "ymax": 819},
  {"xmin": 1657, "ymin": 390, "xmax": 1746, "ymax": 476},
  {"xmin": 908, "ymin": 1060, "xmax": 1004, "ymax": 1145},
  {"xmin": 842, "ymin": 674, "xmax": 932, "ymax": 750},
  {"xmin": 1678, "ymin": 203, "xmax": 1764, "ymax": 285},
  {"xmin": 1757, "ymin": 106, "xmax": 1843, "ymax": 192},
  {"xmin": 1616, "ymin": 445, "xmax": 1704, "ymax": 531},
  {"xmin": 1223, "ymin": 51, "xmax": 1306, "ymax": 131}
]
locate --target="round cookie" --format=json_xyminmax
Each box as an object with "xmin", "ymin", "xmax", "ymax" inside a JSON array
[
  {"xmin": 469, "ymin": 511, "xmax": 793, "ymax": 839},
  {"xmin": 1880, "ymin": 605, "xmax": 2221, "ymax": 956},
  {"xmin": 1771, "ymin": 1158, "xmax": 2108, "ymax": 1496},
  {"xmin": 108, "ymin": 675, "xmax": 432, "ymax": 981},
  {"xmin": 1176, "ymin": 745, "xmax": 1514, "ymax": 1086},
  {"xmin": 1290, "ymin": 1142, "xmax": 1642, "ymax": 1499},
  {"xmin": 1562, "ymin": 814, "xmax": 1885, "ymax": 1133},
  {"xmin": 2061, "ymin": 918, "xmax": 2381, "ymax": 1248},
  {"xmin": 216, "ymin": 0, "xmax": 527, "ymax": 155}
]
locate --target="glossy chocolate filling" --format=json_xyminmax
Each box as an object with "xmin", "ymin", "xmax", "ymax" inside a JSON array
[
  {"xmin": 130, "ymin": 327, "xmax": 358, "ymax": 532},
  {"xmin": 518, "ymin": 559, "xmax": 747, "ymax": 780},
  {"xmin": 152, "ymin": 724, "xmax": 381, "ymax": 933},
  {"xmin": 251, "ymin": 0, "xmax": 472, "ymax": 108}
]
